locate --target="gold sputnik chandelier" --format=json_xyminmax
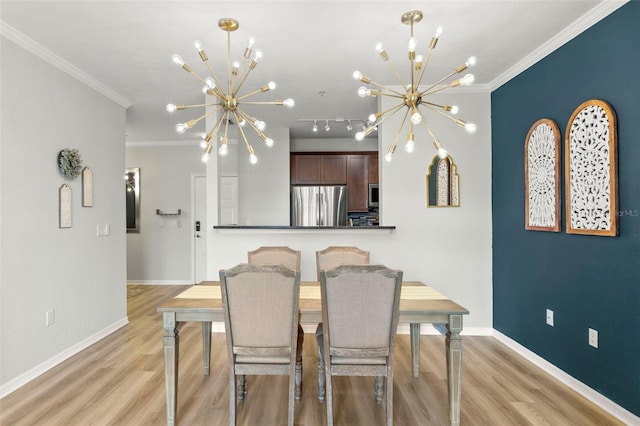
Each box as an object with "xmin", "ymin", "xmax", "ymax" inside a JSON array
[
  {"xmin": 167, "ymin": 18, "xmax": 294, "ymax": 164},
  {"xmin": 353, "ymin": 10, "xmax": 477, "ymax": 162}
]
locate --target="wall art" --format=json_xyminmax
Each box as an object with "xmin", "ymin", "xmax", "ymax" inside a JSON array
[
  {"xmin": 525, "ymin": 118, "xmax": 561, "ymax": 231},
  {"xmin": 426, "ymin": 155, "xmax": 460, "ymax": 207},
  {"xmin": 59, "ymin": 184, "xmax": 72, "ymax": 228},
  {"xmin": 82, "ymin": 167, "xmax": 94, "ymax": 207},
  {"xmin": 565, "ymin": 99, "xmax": 618, "ymax": 236}
]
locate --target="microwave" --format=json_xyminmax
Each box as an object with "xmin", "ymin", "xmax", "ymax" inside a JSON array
[{"xmin": 368, "ymin": 183, "xmax": 379, "ymax": 208}]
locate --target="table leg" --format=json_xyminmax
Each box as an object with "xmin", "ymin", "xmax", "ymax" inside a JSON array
[
  {"xmin": 162, "ymin": 312, "xmax": 180, "ymax": 426},
  {"xmin": 201, "ymin": 322, "xmax": 211, "ymax": 375},
  {"xmin": 410, "ymin": 323, "xmax": 421, "ymax": 378},
  {"xmin": 446, "ymin": 314, "xmax": 463, "ymax": 426}
]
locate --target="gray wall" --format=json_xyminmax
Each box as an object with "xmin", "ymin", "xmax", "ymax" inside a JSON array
[
  {"xmin": 1, "ymin": 38, "xmax": 127, "ymax": 390},
  {"xmin": 125, "ymin": 145, "xmax": 205, "ymax": 283}
]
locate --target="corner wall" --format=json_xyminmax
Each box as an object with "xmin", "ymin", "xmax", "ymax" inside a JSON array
[
  {"xmin": 1, "ymin": 38, "xmax": 127, "ymax": 390},
  {"xmin": 491, "ymin": 2, "xmax": 640, "ymax": 415}
]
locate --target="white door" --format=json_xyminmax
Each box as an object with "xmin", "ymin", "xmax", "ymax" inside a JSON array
[
  {"xmin": 219, "ymin": 176, "xmax": 238, "ymax": 225},
  {"xmin": 194, "ymin": 176, "xmax": 207, "ymax": 284}
]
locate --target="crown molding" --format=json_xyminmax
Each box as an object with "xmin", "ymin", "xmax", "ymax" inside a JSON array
[
  {"xmin": 0, "ymin": 21, "xmax": 132, "ymax": 108},
  {"xmin": 126, "ymin": 139, "xmax": 200, "ymax": 147},
  {"xmin": 489, "ymin": 0, "xmax": 629, "ymax": 91}
]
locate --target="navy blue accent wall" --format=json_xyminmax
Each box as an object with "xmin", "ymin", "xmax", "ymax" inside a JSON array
[{"xmin": 492, "ymin": 2, "xmax": 639, "ymax": 416}]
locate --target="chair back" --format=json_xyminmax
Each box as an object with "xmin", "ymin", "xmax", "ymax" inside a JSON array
[
  {"xmin": 320, "ymin": 264, "xmax": 402, "ymax": 358},
  {"xmin": 316, "ymin": 246, "xmax": 370, "ymax": 280},
  {"xmin": 248, "ymin": 246, "xmax": 301, "ymax": 272},
  {"xmin": 220, "ymin": 264, "xmax": 301, "ymax": 356}
]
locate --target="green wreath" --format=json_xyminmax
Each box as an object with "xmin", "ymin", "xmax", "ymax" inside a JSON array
[{"xmin": 58, "ymin": 148, "xmax": 83, "ymax": 179}]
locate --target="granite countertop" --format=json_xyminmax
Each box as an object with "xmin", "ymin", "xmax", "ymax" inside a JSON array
[{"xmin": 213, "ymin": 225, "xmax": 395, "ymax": 230}]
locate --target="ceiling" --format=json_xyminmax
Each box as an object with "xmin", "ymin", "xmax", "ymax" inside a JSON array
[{"xmin": 1, "ymin": 1, "xmax": 606, "ymax": 144}]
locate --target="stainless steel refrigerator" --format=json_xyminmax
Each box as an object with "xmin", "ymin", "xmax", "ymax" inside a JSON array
[{"xmin": 291, "ymin": 185, "xmax": 347, "ymax": 226}]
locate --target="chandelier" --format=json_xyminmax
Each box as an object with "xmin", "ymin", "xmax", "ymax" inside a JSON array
[
  {"xmin": 167, "ymin": 18, "xmax": 294, "ymax": 164},
  {"xmin": 353, "ymin": 10, "xmax": 477, "ymax": 162}
]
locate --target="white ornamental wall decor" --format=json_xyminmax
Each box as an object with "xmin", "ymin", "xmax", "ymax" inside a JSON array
[
  {"xmin": 525, "ymin": 118, "xmax": 561, "ymax": 232},
  {"xmin": 565, "ymin": 99, "xmax": 618, "ymax": 236}
]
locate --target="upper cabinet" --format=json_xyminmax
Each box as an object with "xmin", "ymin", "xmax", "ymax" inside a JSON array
[
  {"xmin": 368, "ymin": 153, "xmax": 379, "ymax": 184},
  {"xmin": 290, "ymin": 154, "xmax": 346, "ymax": 184},
  {"xmin": 346, "ymin": 155, "xmax": 368, "ymax": 212}
]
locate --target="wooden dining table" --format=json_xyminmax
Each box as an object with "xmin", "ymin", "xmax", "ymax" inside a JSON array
[{"xmin": 158, "ymin": 280, "xmax": 469, "ymax": 426}]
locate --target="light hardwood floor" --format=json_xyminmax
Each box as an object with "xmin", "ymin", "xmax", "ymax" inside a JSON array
[{"xmin": 0, "ymin": 285, "xmax": 623, "ymax": 425}]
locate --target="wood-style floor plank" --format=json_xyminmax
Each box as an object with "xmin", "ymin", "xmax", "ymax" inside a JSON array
[{"xmin": 0, "ymin": 285, "xmax": 623, "ymax": 425}]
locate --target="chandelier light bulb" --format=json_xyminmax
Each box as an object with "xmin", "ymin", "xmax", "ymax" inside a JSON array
[
  {"xmin": 265, "ymin": 138, "xmax": 274, "ymax": 147},
  {"xmin": 283, "ymin": 98, "xmax": 295, "ymax": 108},
  {"xmin": 201, "ymin": 152, "xmax": 210, "ymax": 162},
  {"xmin": 404, "ymin": 140, "xmax": 415, "ymax": 153},
  {"xmin": 408, "ymin": 37, "xmax": 417, "ymax": 52},
  {"xmin": 166, "ymin": 104, "xmax": 177, "ymax": 113},
  {"xmin": 466, "ymin": 56, "xmax": 478, "ymax": 67},
  {"xmin": 355, "ymin": 131, "xmax": 365, "ymax": 141},
  {"xmin": 368, "ymin": 113, "xmax": 377, "ymax": 123},
  {"xmin": 249, "ymin": 153, "xmax": 258, "ymax": 164},
  {"xmin": 385, "ymin": 152, "xmax": 393, "ymax": 162},
  {"xmin": 175, "ymin": 123, "xmax": 187, "ymax": 134},
  {"xmin": 205, "ymin": 77, "xmax": 215, "ymax": 89},
  {"xmin": 465, "ymin": 122, "xmax": 477, "ymax": 133},
  {"xmin": 247, "ymin": 38, "xmax": 255, "ymax": 48},
  {"xmin": 411, "ymin": 112, "xmax": 422, "ymax": 125},
  {"xmin": 434, "ymin": 26, "xmax": 443, "ymax": 38},
  {"xmin": 239, "ymin": 119, "xmax": 246, "ymax": 127},
  {"xmin": 254, "ymin": 120, "xmax": 266, "ymax": 131},
  {"xmin": 218, "ymin": 144, "xmax": 229, "ymax": 156},
  {"xmin": 375, "ymin": 43, "xmax": 384, "ymax": 53},
  {"xmin": 200, "ymin": 139, "xmax": 208, "ymax": 149},
  {"xmin": 194, "ymin": 40, "xmax": 203, "ymax": 52},
  {"xmin": 171, "ymin": 54, "xmax": 185, "ymax": 66},
  {"xmin": 352, "ymin": 70, "xmax": 362, "ymax": 80},
  {"xmin": 267, "ymin": 81, "xmax": 276, "ymax": 90},
  {"xmin": 357, "ymin": 86, "xmax": 370, "ymax": 97},
  {"xmin": 451, "ymin": 105, "xmax": 459, "ymax": 114},
  {"xmin": 460, "ymin": 73, "xmax": 475, "ymax": 86},
  {"xmin": 253, "ymin": 49, "xmax": 263, "ymax": 62},
  {"xmin": 438, "ymin": 148, "xmax": 448, "ymax": 159}
]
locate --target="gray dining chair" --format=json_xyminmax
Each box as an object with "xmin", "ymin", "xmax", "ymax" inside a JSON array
[
  {"xmin": 247, "ymin": 246, "xmax": 304, "ymax": 400},
  {"xmin": 315, "ymin": 246, "xmax": 370, "ymax": 400},
  {"xmin": 219, "ymin": 264, "xmax": 301, "ymax": 426},
  {"xmin": 318, "ymin": 264, "xmax": 403, "ymax": 426}
]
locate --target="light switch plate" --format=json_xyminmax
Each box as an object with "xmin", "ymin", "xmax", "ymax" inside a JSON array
[
  {"xmin": 97, "ymin": 224, "xmax": 110, "ymax": 236},
  {"xmin": 589, "ymin": 328, "xmax": 598, "ymax": 348},
  {"xmin": 546, "ymin": 309, "xmax": 554, "ymax": 326}
]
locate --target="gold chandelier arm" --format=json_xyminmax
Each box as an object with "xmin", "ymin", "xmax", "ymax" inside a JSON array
[
  {"xmin": 385, "ymin": 108, "xmax": 411, "ymax": 157},
  {"xmin": 234, "ymin": 111, "xmax": 255, "ymax": 158},
  {"xmin": 383, "ymin": 57, "xmax": 407, "ymax": 89},
  {"xmin": 421, "ymin": 66, "xmax": 466, "ymax": 96},
  {"xmin": 415, "ymin": 43, "xmax": 436, "ymax": 88},
  {"xmin": 184, "ymin": 106, "xmax": 223, "ymax": 130},
  {"xmin": 175, "ymin": 102, "xmax": 221, "ymax": 110},
  {"xmin": 371, "ymin": 102, "xmax": 406, "ymax": 124},
  {"xmin": 419, "ymin": 115, "xmax": 446, "ymax": 152},
  {"xmin": 232, "ymin": 60, "xmax": 259, "ymax": 96},
  {"xmin": 366, "ymin": 79, "xmax": 406, "ymax": 97},
  {"xmin": 235, "ymin": 83, "xmax": 273, "ymax": 101}
]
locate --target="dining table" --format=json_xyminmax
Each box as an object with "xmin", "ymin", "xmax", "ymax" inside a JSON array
[{"xmin": 158, "ymin": 280, "xmax": 469, "ymax": 426}]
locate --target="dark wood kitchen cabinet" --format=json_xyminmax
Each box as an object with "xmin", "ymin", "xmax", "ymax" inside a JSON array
[
  {"xmin": 290, "ymin": 154, "xmax": 346, "ymax": 184},
  {"xmin": 347, "ymin": 155, "xmax": 368, "ymax": 212}
]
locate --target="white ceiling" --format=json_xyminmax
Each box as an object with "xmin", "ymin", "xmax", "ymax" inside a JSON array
[{"xmin": 1, "ymin": 1, "xmax": 613, "ymax": 143}]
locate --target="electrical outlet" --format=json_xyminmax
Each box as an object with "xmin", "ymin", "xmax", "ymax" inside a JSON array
[
  {"xmin": 97, "ymin": 224, "xmax": 110, "ymax": 237},
  {"xmin": 546, "ymin": 309, "xmax": 554, "ymax": 326},
  {"xmin": 589, "ymin": 328, "xmax": 598, "ymax": 348},
  {"xmin": 46, "ymin": 309, "xmax": 55, "ymax": 326}
]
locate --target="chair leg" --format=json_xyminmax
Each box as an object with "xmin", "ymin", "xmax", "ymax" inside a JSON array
[
  {"xmin": 295, "ymin": 356, "xmax": 303, "ymax": 400},
  {"xmin": 229, "ymin": 373, "xmax": 236, "ymax": 426},
  {"xmin": 325, "ymin": 367, "xmax": 333, "ymax": 426},
  {"xmin": 375, "ymin": 376, "xmax": 384, "ymax": 403},
  {"xmin": 317, "ymin": 345, "xmax": 325, "ymax": 401},
  {"xmin": 237, "ymin": 375, "xmax": 247, "ymax": 401},
  {"xmin": 288, "ymin": 364, "xmax": 296, "ymax": 426},
  {"xmin": 386, "ymin": 371, "xmax": 393, "ymax": 426}
]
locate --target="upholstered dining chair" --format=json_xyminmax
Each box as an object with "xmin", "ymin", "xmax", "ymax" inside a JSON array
[
  {"xmin": 315, "ymin": 246, "xmax": 370, "ymax": 400},
  {"xmin": 247, "ymin": 246, "xmax": 304, "ymax": 400},
  {"xmin": 318, "ymin": 265, "xmax": 403, "ymax": 426},
  {"xmin": 219, "ymin": 264, "xmax": 301, "ymax": 426}
]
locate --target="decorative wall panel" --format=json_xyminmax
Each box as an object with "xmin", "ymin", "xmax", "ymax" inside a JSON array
[
  {"xmin": 525, "ymin": 118, "xmax": 561, "ymax": 231},
  {"xmin": 565, "ymin": 99, "xmax": 618, "ymax": 236}
]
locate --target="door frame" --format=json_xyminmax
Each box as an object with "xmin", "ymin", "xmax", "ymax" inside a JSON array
[{"xmin": 191, "ymin": 173, "xmax": 206, "ymax": 284}]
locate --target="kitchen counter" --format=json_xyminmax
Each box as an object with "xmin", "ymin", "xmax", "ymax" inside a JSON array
[{"xmin": 213, "ymin": 225, "xmax": 395, "ymax": 234}]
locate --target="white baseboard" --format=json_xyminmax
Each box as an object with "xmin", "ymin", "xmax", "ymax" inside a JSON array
[
  {"xmin": 0, "ymin": 317, "xmax": 129, "ymax": 399},
  {"xmin": 127, "ymin": 280, "xmax": 192, "ymax": 285},
  {"xmin": 493, "ymin": 330, "xmax": 639, "ymax": 425}
]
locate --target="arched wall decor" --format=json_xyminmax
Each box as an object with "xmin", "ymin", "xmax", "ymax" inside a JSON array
[
  {"xmin": 426, "ymin": 155, "xmax": 460, "ymax": 207},
  {"xmin": 565, "ymin": 99, "xmax": 618, "ymax": 236},
  {"xmin": 525, "ymin": 118, "xmax": 561, "ymax": 232}
]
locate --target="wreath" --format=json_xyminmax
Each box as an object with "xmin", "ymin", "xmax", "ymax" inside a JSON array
[{"xmin": 58, "ymin": 148, "xmax": 83, "ymax": 179}]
